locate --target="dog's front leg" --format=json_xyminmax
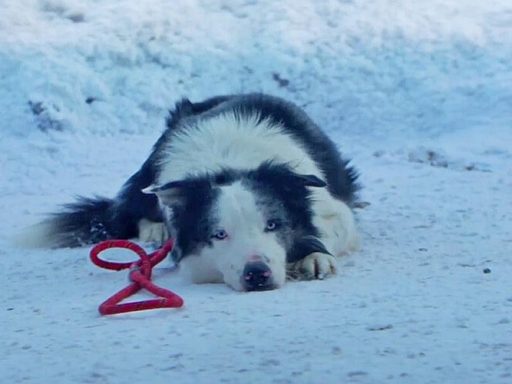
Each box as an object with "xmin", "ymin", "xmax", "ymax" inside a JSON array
[
  {"xmin": 288, "ymin": 252, "xmax": 337, "ymax": 280},
  {"xmin": 286, "ymin": 236, "xmax": 337, "ymax": 280}
]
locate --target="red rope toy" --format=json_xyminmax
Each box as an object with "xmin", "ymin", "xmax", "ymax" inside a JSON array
[{"xmin": 89, "ymin": 239, "xmax": 184, "ymax": 315}]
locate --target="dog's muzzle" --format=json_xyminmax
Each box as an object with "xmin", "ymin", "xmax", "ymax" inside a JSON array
[{"xmin": 242, "ymin": 261, "xmax": 274, "ymax": 291}]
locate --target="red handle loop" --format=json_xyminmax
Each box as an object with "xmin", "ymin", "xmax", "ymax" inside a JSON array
[{"xmin": 89, "ymin": 239, "xmax": 184, "ymax": 315}]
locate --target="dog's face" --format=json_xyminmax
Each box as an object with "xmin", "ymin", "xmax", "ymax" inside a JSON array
[{"xmin": 147, "ymin": 162, "xmax": 325, "ymax": 291}]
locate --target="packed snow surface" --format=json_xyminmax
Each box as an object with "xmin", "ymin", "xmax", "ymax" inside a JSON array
[{"xmin": 1, "ymin": 1, "xmax": 511, "ymax": 383}]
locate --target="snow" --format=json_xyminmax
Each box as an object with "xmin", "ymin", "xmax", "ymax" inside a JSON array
[{"xmin": 1, "ymin": 1, "xmax": 511, "ymax": 383}]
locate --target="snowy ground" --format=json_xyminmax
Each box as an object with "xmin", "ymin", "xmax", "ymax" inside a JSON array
[{"xmin": 1, "ymin": 1, "xmax": 512, "ymax": 383}]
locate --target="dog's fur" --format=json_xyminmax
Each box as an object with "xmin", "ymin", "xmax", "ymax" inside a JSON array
[{"xmin": 27, "ymin": 94, "xmax": 360, "ymax": 291}]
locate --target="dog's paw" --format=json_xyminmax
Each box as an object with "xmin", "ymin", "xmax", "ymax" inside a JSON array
[
  {"xmin": 137, "ymin": 219, "xmax": 168, "ymax": 244},
  {"xmin": 288, "ymin": 252, "xmax": 337, "ymax": 280}
]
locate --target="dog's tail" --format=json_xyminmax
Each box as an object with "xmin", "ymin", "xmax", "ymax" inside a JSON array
[{"xmin": 18, "ymin": 196, "xmax": 138, "ymax": 248}]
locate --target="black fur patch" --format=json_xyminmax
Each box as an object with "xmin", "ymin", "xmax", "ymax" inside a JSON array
[
  {"xmin": 245, "ymin": 162, "xmax": 321, "ymax": 237},
  {"xmin": 48, "ymin": 196, "xmax": 118, "ymax": 247},
  {"xmin": 162, "ymin": 180, "xmax": 220, "ymax": 262},
  {"xmin": 114, "ymin": 161, "xmax": 162, "ymax": 223}
]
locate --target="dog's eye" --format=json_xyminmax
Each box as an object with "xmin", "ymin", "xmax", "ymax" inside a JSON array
[
  {"xmin": 212, "ymin": 229, "xmax": 228, "ymax": 240},
  {"xmin": 265, "ymin": 219, "xmax": 280, "ymax": 232}
]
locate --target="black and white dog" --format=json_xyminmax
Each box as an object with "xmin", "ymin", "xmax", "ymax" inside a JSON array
[{"xmin": 32, "ymin": 94, "xmax": 360, "ymax": 291}]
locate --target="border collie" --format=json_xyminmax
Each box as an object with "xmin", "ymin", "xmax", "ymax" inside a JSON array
[{"xmin": 30, "ymin": 94, "xmax": 360, "ymax": 291}]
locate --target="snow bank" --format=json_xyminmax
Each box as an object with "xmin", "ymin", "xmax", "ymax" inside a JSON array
[{"xmin": 1, "ymin": 0, "xmax": 511, "ymax": 138}]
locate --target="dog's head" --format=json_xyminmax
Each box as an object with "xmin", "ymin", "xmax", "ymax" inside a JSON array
[{"xmin": 145, "ymin": 162, "xmax": 326, "ymax": 291}]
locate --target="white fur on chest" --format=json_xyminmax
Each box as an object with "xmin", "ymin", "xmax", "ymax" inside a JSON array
[{"xmin": 157, "ymin": 112, "xmax": 323, "ymax": 184}]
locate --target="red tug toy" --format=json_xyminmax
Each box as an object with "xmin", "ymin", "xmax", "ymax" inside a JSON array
[{"xmin": 89, "ymin": 239, "xmax": 184, "ymax": 315}]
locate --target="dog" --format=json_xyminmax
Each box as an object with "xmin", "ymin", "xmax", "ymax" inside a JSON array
[{"xmin": 29, "ymin": 94, "xmax": 360, "ymax": 291}]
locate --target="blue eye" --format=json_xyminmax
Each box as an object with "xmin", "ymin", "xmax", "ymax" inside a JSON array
[
  {"xmin": 212, "ymin": 229, "xmax": 228, "ymax": 240},
  {"xmin": 265, "ymin": 220, "xmax": 280, "ymax": 232}
]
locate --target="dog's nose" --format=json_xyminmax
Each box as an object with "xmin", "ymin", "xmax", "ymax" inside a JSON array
[{"xmin": 242, "ymin": 261, "xmax": 273, "ymax": 291}]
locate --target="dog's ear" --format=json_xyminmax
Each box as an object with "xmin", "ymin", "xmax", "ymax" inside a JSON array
[
  {"xmin": 297, "ymin": 174, "xmax": 327, "ymax": 188},
  {"xmin": 253, "ymin": 161, "xmax": 327, "ymax": 188},
  {"xmin": 142, "ymin": 179, "xmax": 211, "ymax": 205}
]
